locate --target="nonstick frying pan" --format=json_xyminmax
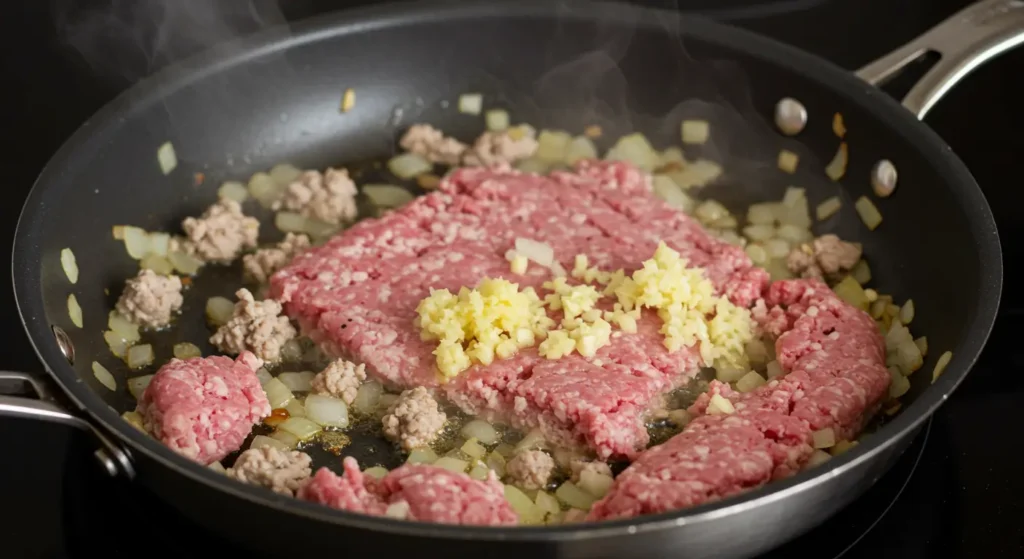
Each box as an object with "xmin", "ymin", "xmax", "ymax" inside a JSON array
[{"xmin": 1, "ymin": 1, "xmax": 1015, "ymax": 557}]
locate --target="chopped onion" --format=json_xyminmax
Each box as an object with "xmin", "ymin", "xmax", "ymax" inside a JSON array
[
  {"xmin": 278, "ymin": 416, "xmax": 322, "ymax": 441},
  {"xmin": 564, "ymin": 136, "xmax": 598, "ymax": 166},
  {"xmin": 278, "ymin": 371, "xmax": 315, "ymax": 392},
  {"xmin": 825, "ymin": 142, "xmax": 848, "ymax": 180},
  {"xmin": 669, "ymin": 409, "xmax": 691, "ymax": 427},
  {"xmin": 387, "ymin": 152, "xmax": 433, "ymax": 179},
  {"xmin": 706, "ymin": 393, "xmax": 735, "ymax": 415},
  {"xmin": 460, "ymin": 419, "xmax": 501, "ymax": 445},
  {"xmin": 831, "ymin": 440, "xmax": 858, "ymax": 456},
  {"xmin": 60, "ymin": 248, "xmax": 79, "ymax": 284},
  {"xmin": 806, "ymin": 450, "xmax": 832, "ymax": 468},
  {"xmin": 157, "ymin": 141, "xmax": 178, "ymax": 175},
  {"xmin": 275, "ymin": 211, "xmax": 307, "ymax": 234},
  {"xmin": 932, "ymin": 351, "xmax": 953, "ymax": 383},
  {"xmin": 658, "ymin": 147, "xmax": 686, "ymax": 168},
  {"xmin": 537, "ymin": 130, "xmax": 573, "ymax": 163},
  {"xmin": 251, "ymin": 434, "xmax": 290, "ymax": 452},
  {"xmin": 377, "ymin": 394, "xmax": 399, "ymax": 412},
  {"xmin": 112, "ymin": 225, "xmax": 126, "ymax": 240},
  {"xmin": 140, "ymin": 254, "xmax": 175, "ymax": 275},
  {"xmin": 340, "ymin": 88, "xmax": 355, "ymax": 112},
  {"xmin": 67, "ymin": 294, "xmax": 83, "ymax": 328},
  {"xmin": 505, "ymin": 485, "xmax": 545, "ymax": 525},
  {"xmin": 652, "ymin": 174, "xmax": 694, "ymax": 212},
  {"xmin": 145, "ymin": 232, "xmax": 169, "ymax": 257},
  {"xmin": 433, "ymin": 456, "xmax": 469, "ymax": 473},
  {"xmin": 812, "ymin": 428, "xmax": 836, "ymax": 449},
  {"xmin": 765, "ymin": 259, "xmax": 793, "ymax": 281},
  {"xmin": 852, "ymin": 260, "xmax": 872, "ymax": 285},
  {"xmin": 816, "ymin": 196, "xmax": 842, "ymax": 221},
  {"xmin": 407, "ymin": 447, "xmax": 439, "ymax": 465},
  {"xmin": 494, "ymin": 442, "xmax": 516, "ymax": 458},
  {"xmin": 461, "ymin": 438, "xmax": 487, "ymax": 459},
  {"xmin": 694, "ymin": 200, "xmax": 729, "ymax": 225},
  {"xmin": 735, "ymin": 370, "xmax": 767, "ymax": 393},
  {"xmin": 263, "ymin": 378, "xmax": 294, "ymax": 409},
  {"xmin": 485, "ymin": 450, "xmax": 507, "ymax": 477},
  {"xmin": 555, "ymin": 481, "xmax": 596, "ymax": 510},
  {"xmin": 168, "ymin": 250, "xmax": 203, "ymax": 275},
  {"xmin": 92, "ymin": 362, "xmax": 116, "ymax": 391},
  {"xmin": 172, "ymin": 342, "xmax": 201, "ymax": 360},
  {"xmin": 126, "ymin": 344, "xmax": 154, "ymax": 369},
  {"xmin": 515, "ymin": 238, "xmax": 554, "ymax": 268},
  {"xmin": 248, "ymin": 172, "xmax": 282, "ymax": 208},
  {"xmin": 681, "ymin": 120, "xmax": 710, "ymax": 145},
  {"xmin": 205, "ymin": 296, "xmax": 235, "ymax": 326},
  {"xmin": 833, "ymin": 276, "xmax": 869, "ymax": 311},
  {"xmin": 854, "ymin": 196, "xmax": 883, "ymax": 230},
  {"xmin": 270, "ymin": 429, "xmax": 300, "ymax": 449},
  {"xmin": 123, "ymin": 227, "xmax": 150, "ymax": 259},
  {"xmin": 779, "ymin": 188, "xmax": 812, "ymax": 228},
  {"xmin": 352, "ymin": 381, "xmax": 383, "ymax": 415},
  {"xmin": 514, "ymin": 428, "xmax": 548, "ymax": 453},
  {"xmin": 715, "ymin": 366, "xmax": 747, "ymax": 383},
  {"xmin": 304, "ymin": 394, "xmax": 349, "ymax": 428},
  {"xmin": 777, "ymin": 150, "xmax": 799, "ymax": 173},
  {"xmin": 832, "ymin": 112, "xmax": 847, "ymax": 138},
  {"xmin": 899, "ymin": 299, "xmax": 915, "ymax": 324},
  {"xmin": 485, "ymin": 109, "xmax": 509, "ymax": 131},
  {"xmin": 889, "ymin": 367, "xmax": 910, "ymax": 399},
  {"xmin": 127, "ymin": 374, "xmax": 153, "ymax": 399},
  {"xmin": 746, "ymin": 203, "xmax": 776, "ymax": 225},
  {"xmin": 457, "ymin": 93, "xmax": 483, "ymax": 115},
  {"xmin": 604, "ymin": 133, "xmax": 658, "ymax": 171},
  {"xmin": 280, "ymin": 339, "xmax": 303, "ymax": 362},
  {"xmin": 218, "ymin": 181, "xmax": 249, "ymax": 203},
  {"xmin": 303, "ymin": 218, "xmax": 339, "ymax": 241},
  {"xmin": 776, "ymin": 224, "xmax": 812, "ymax": 245},
  {"xmin": 766, "ymin": 360, "xmax": 784, "ymax": 378},
  {"xmin": 535, "ymin": 490, "xmax": 561, "ymax": 515},
  {"xmin": 742, "ymin": 224, "xmax": 775, "ymax": 242},
  {"xmin": 364, "ymin": 466, "xmax": 389, "ymax": 479},
  {"xmin": 269, "ymin": 164, "xmax": 303, "ymax": 187},
  {"xmin": 104, "ymin": 330, "xmax": 131, "ymax": 358},
  {"xmin": 764, "ymin": 238, "xmax": 791, "ymax": 259},
  {"xmin": 255, "ymin": 367, "xmax": 273, "ymax": 386},
  {"xmin": 667, "ymin": 159, "xmax": 723, "ymax": 189},
  {"xmin": 363, "ymin": 184, "xmax": 415, "ymax": 209},
  {"xmin": 885, "ymin": 322, "xmax": 913, "ymax": 352},
  {"xmin": 894, "ymin": 339, "xmax": 924, "ymax": 374},
  {"xmin": 285, "ymin": 398, "xmax": 306, "ymax": 418},
  {"xmin": 515, "ymin": 157, "xmax": 550, "ymax": 174},
  {"xmin": 122, "ymin": 411, "xmax": 146, "ymax": 432},
  {"xmin": 914, "ymin": 336, "xmax": 929, "ymax": 357},
  {"xmin": 578, "ymin": 469, "xmax": 614, "ymax": 498}
]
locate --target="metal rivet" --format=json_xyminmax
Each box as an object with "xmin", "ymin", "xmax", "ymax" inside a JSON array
[
  {"xmin": 94, "ymin": 449, "xmax": 119, "ymax": 477},
  {"xmin": 775, "ymin": 98, "xmax": 807, "ymax": 136},
  {"xmin": 871, "ymin": 159, "xmax": 898, "ymax": 197},
  {"xmin": 52, "ymin": 325, "xmax": 75, "ymax": 365}
]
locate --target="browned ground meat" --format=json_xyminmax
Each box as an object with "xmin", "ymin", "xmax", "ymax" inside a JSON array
[
  {"xmin": 505, "ymin": 449, "xmax": 556, "ymax": 490},
  {"xmin": 210, "ymin": 288, "xmax": 297, "ymax": 363},
  {"xmin": 786, "ymin": 234, "xmax": 862, "ymax": 279},
  {"xmin": 569, "ymin": 459, "xmax": 613, "ymax": 483},
  {"xmin": 311, "ymin": 359, "xmax": 367, "ymax": 405},
  {"xmin": 399, "ymin": 124, "xmax": 467, "ymax": 166},
  {"xmin": 226, "ymin": 446, "xmax": 312, "ymax": 496},
  {"xmin": 462, "ymin": 129, "xmax": 538, "ymax": 167},
  {"xmin": 115, "ymin": 269, "xmax": 184, "ymax": 328},
  {"xmin": 242, "ymin": 233, "xmax": 311, "ymax": 284},
  {"xmin": 179, "ymin": 199, "xmax": 259, "ymax": 263},
  {"xmin": 273, "ymin": 169, "xmax": 358, "ymax": 225},
  {"xmin": 381, "ymin": 387, "xmax": 447, "ymax": 451}
]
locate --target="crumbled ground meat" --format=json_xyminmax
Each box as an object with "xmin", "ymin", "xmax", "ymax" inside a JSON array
[
  {"xmin": 180, "ymin": 199, "xmax": 260, "ymax": 263},
  {"xmin": 569, "ymin": 459, "xmax": 613, "ymax": 483},
  {"xmin": 786, "ymin": 234, "xmax": 862, "ymax": 279},
  {"xmin": 243, "ymin": 233, "xmax": 311, "ymax": 284},
  {"xmin": 115, "ymin": 269, "xmax": 183, "ymax": 329},
  {"xmin": 399, "ymin": 124, "xmax": 467, "ymax": 166},
  {"xmin": 226, "ymin": 446, "xmax": 312, "ymax": 496},
  {"xmin": 462, "ymin": 129, "xmax": 538, "ymax": 167},
  {"xmin": 311, "ymin": 359, "xmax": 367, "ymax": 405},
  {"xmin": 273, "ymin": 168, "xmax": 358, "ymax": 225},
  {"xmin": 381, "ymin": 387, "xmax": 447, "ymax": 451},
  {"xmin": 210, "ymin": 288, "xmax": 297, "ymax": 363},
  {"xmin": 505, "ymin": 449, "xmax": 555, "ymax": 490}
]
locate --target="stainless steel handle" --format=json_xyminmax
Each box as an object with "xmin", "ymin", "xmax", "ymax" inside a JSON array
[
  {"xmin": 0, "ymin": 371, "xmax": 135, "ymax": 479},
  {"xmin": 856, "ymin": 0, "xmax": 1024, "ymax": 119}
]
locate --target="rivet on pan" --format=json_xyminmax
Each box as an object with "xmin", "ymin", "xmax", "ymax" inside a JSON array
[
  {"xmin": 94, "ymin": 449, "xmax": 119, "ymax": 478},
  {"xmin": 52, "ymin": 325, "xmax": 75, "ymax": 365},
  {"xmin": 774, "ymin": 98, "xmax": 807, "ymax": 136},
  {"xmin": 871, "ymin": 159, "xmax": 898, "ymax": 198}
]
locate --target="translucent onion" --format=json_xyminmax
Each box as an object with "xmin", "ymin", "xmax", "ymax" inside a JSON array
[
  {"xmin": 494, "ymin": 443, "xmax": 516, "ymax": 458},
  {"xmin": 932, "ymin": 351, "xmax": 953, "ymax": 383},
  {"xmin": 715, "ymin": 366, "xmax": 747, "ymax": 383},
  {"xmin": 764, "ymin": 239, "xmax": 791, "ymax": 259},
  {"xmin": 652, "ymin": 175, "xmax": 694, "ymax": 212},
  {"xmin": 515, "ymin": 157, "xmax": 550, "ymax": 174},
  {"xmin": 735, "ymin": 370, "xmax": 767, "ymax": 393},
  {"xmin": 777, "ymin": 150, "xmax": 799, "ymax": 173},
  {"xmin": 535, "ymin": 490, "xmax": 561, "ymax": 516},
  {"xmin": 515, "ymin": 238, "xmax": 554, "ymax": 268},
  {"xmin": 505, "ymin": 485, "xmax": 545, "ymax": 525},
  {"xmin": 485, "ymin": 109, "xmax": 509, "ymax": 132},
  {"xmin": 248, "ymin": 172, "xmax": 282, "ymax": 208},
  {"xmin": 852, "ymin": 260, "xmax": 872, "ymax": 285},
  {"xmin": 706, "ymin": 393, "xmax": 735, "ymax": 415},
  {"xmin": 140, "ymin": 254, "xmax": 175, "ymax": 275},
  {"xmin": 555, "ymin": 481, "xmax": 597, "ymax": 510},
  {"xmin": 745, "ymin": 244, "xmax": 768, "ymax": 266},
  {"xmin": 766, "ymin": 360, "xmax": 784, "ymax": 378},
  {"xmin": 578, "ymin": 470, "xmax": 614, "ymax": 498},
  {"xmin": 205, "ymin": 296, "xmax": 235, "ymax": 326},
  {"xmin": 304, "ymin": 394, "xmax": 349, "ymax": 428},
  {"xmin": 125, "ymin": 344, "xmax": 154, "ymax": 369},
  {"xmin": 889, "ymin": 367, "xmax": 910, "ymax": 399},
  {"xmin": 914, "ymin": 336, "xmax": 929, "ymax": 357},
  {"xmin": 854, "ymin": 196, "xmax": 883, "ymax": 230},
  {"xmin": 812, "ymin": 428, "xmax": 836, "ymax": 449},
  {"xmin": 364, "ymin": 466, "xmax": 389, "ymax": 479},
  {"xmin": 285, "ymin": 398, "xmax": 306, "ymax": 418},
  {"xmin": 104, "ymin": 330, "xmax": 131, "ymax": 358},
  {"xmin": 60, "ymin": 248, "xmax": 79, "ymax": 284},
  {"xmin": 340, "ymin": 88, "xmax": 355, "ymax": 112},
  {"xmin": 406, "ymin": 447, "xmax": 439, "ymax": 465},
  {"xmin": 806, "ymin": 450, "xmax": 832, "ymax": 468},
  {"xmin": 460, "ymin": 419, "xmax": 501, "ymax": 445},
  {"xmin": 92, "ymin": 362, "xmax": 116, "ymax": 391},
  {"xmin": 250, "ymin": 434, "xmax": 291, "ymax": 452},
  {"xmin": 816, "ymin": 196, "xmax": 842, "ymax": 221},
  {"xmin": 168, "ymin": 250, "xmax": 203, "ymax": 275},
  {"xmin": 681, "ymin": 120, "xmax": 710, "ymax": 145},
  {"xmin": 269, "ymin": 164, "xmax": 303, "ymax": 187},
  {"xmin": 742, "ymin": 224, "xmax": 775, "ymax": 242},
  {"xmin": 387, "ymin": 153, "xmax": 432, "ymax": 180},
  {"xmin": 900, "ymin": 300, "xmax": 915, "ymax": 324},
  {"xmin": 270, "ymin": 429, "xmax": 300, "ymax": 449},
  {"xmin": 218, "ymin": 181, "xmax": 249, "ymax": 203},
  {"xmin": 157, "ymin": 141, "xmax": 178, "ymax": 175},
  {"xmin": 825, "ymin": 142, "xmax": 848, "ymax": 180},
  {"xmin": 148, "ymin": 233, "xmax": 170, "ymax": 257},
  {"xmin": 833, "ymin": 276, "xmax": 869, "ymax": 311},
  {"xmin": 460, "ymin": 438, "xmax": 488, "ymax": 459},
  {"xmin": 377, "ymin": 394, "xmax": 399, "ymax": 413},
  {"xmin": 275, "ymin": 211, "xmax": 307, "ymax": 234},
  {"xmin": 255, "ymin": 367, "xmax": 273, "ymax": 386},
  {"xmin": 536, "ymin": 130, "xmax": 573, "ymax": 163},
  {"xmin": 468, "ymin": 464, "xmax": 491, "ymax": 481},
  {"xmin": 127, "ymin": 374, "xmax": 154, "ymax": 399},
  {"xmin": 514, "ymin": 428, "xmax": 548, "ymax": 453},
  {"xmin": 564, "ymin": 136, "xmax": 598, "ymax": 165},
  {"xmin": 262, "ymin": 378, "xmax": 294, "ymax": 409},
  {"xmin": 694, "ymin": 200, "xmax": 729, "ymax": 225},
  {"xmin": 485, "ymin": 450, "xmax": 507, "ymax": 478},
  {"xmin": 278, "ymin": 371, "xmax": 316, "ymax": 392},
  {"xmin": 604, "ymin": 133, "xmax": 658, "ymax": 171},
  {"xmin": 278, "ymin": 416, "xmax": 322, "ymax": 441},
  {"xmin": 352, "ymin": 381, "xmax": 383, "ymax": 415},
  {"xmin": 122, "ymin": 411, "xmax": 146, "ymax": 432},
  {"xmin": 363, "ymin": 184, "xmax": 415, "ymax": 209},
  {"xmin": 64, "ymin": 294, "xmax": 82, "ymax": 328},
  {"xmin": 123, "ymin": 227, "xmax": 150, "ymax": 259},
  {"xmin": 433, "ymin": 456, "xmax": 469, "ymax": 473}
]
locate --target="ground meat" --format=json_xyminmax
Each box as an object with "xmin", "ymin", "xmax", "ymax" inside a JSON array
[
  {"xmin": 273, "ymin": 168, "xmax": 358, "ymax": 225},
  {"xmin": 180, "ymin": 198, "xmax": 260, "ymax": 263},
  {"xmin": 505, "ymin": 449, "xmax": 555, "ymax": 490},
  {"xmin": 226, "ymin": 446, "xmax": 312, "ymax": 496},
  {"xmin": 786, "ymin": 234, "xmax": 862, "ymax": 279},
  {"xmin": 137, "ymin": 352, "xmax": 269, "ymax": 464},
  {"xmin": 242, "ymin": 233, "xmax": 311, "ymax": 284},
  {"xmin": 311, "ymin": 359, "xmax": 367, "ymax": 405},
  {"xmin": 462, "ymin": 129, "xmax": 538, "ymax": 167},
  {"xmin": 299, "ymin": 457, "xmax": 517, "ymax": 525},
  {"xmin": 210, "ymin": 288, "xmax": 297, "ymax": 363},
  {"xmin": 381, "ymin": 387, "xmax": 447, "ymax": 451},
  {"xmin": 115, "ymin": 269, "xmax": 183, "ymax": 328},
  {"xmin": 399, "ymin": 124, "xmax": 467, "ymax": 166},
  {"xmin": 569, "ymin": 459, "xmax": 613, "ymax": 483}
]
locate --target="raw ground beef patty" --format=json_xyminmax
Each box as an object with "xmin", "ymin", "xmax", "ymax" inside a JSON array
[
  {"xmin": 587, "ymin": 279, "xmax": 890, "ymax": 520},
  {"xmin": 271, "ymin": 161, "xmax": 768, "ymax": 459},
  {"xmin": 299, "ymin": 457, "xmax": 517, "ymax": 526}
]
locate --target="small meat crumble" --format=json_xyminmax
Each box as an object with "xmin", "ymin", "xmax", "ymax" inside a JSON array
[
  {"xmin": 273, "ymin": 168, "xmax": 358, "ymax": 225},
  {"xmin": 787, "ymin": 234, "xmax": 862, "ymax": 280},
  {"xmin": 569, "ymin": 459, "xmax": 613, "ymax": 483},
  {"xmin": 505, "ymin": 449, "xmax": 556, "ymax": 490},
  {"xmin": 381, "ymin": 387, "xmax": 447, "ymax": 451},
  {"xmin": 399, "ymin": 124, "xmax": 467, "ymax": 166},
  {"xmin": 179, "ymin": 198, "xmax": 260, "ymax": 263},
  {"xmin": 226, "ymin": 446, "xmax": 312, "ymax": 496},
  {"xmin": 210, "ymin": 288, "xmax": 297, "ymax": 363},
  {"xmin": 243, "ymin": 233, "xmax": 311, "ymax": 284},
  {"xmin": 115, "ymin": 269, "xmax": 183, "ymax": 329},
  {"xmin": 463, "ymin": 128, "xmax": 539, "ymax": 167},
  {"xmin": 311, "ymin": 359, "xmax": 367, "ymax": 405}
]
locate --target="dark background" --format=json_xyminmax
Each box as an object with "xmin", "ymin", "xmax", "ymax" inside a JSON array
[{"xmin": 2, "ymin": 1, "xmax": 1023, "ymax": 557}]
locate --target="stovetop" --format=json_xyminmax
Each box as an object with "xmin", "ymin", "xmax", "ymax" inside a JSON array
[{"xmin": 2, "ymin": 1, "xmax": 1023, "ymax": 557}]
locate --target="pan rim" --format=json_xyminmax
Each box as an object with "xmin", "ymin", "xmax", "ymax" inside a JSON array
[{"xmin": 11, "ymin": 0, "xmax": 1002, "ymax": 543}]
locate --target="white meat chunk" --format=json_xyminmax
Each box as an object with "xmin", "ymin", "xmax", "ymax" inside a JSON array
[
  {"xmin": 311, "ymin": 359, "xmax": 367, "ymax": 405},
  {"xmin": 179, "ymin": 198, "xmax": 260, "ymax": 263},
  {"xmin": 569, "ymin": 459, "xmax": 612, "ymax": 483},
  {"xmin": 462, "ymin": 128, "xmax": 538, "ymax": 167},
  {"xmin": 399, "ymin": 124, "xmax": 467, "ymax": 166},
  {"xmin": 226, "ymin": 446, "xmax": 312, "ymax": 496},
  {"xmin": 786, "ymin": 234, "xmax": 862, "ymax": 279},
  {"xmin": 505, "ymin": 449, "xmax": 555, "ymax": 490},
  {"xmin": 273, "ymin": 168, "xmax": 358, "ymax": 226},
  {"xmin": 210, "ymin": 288, "xmax": 297, "ymax": 363},
  {"xmin": 115, "ymin": 269, "xmax": 183, "ymax": 329},
  {"xmin": 242, "ymin": 233, "xmax": 311, "ymax": 284},
  {"xmin": 381, "ymin": 387, "xmax": 447, "ymax": 451}
]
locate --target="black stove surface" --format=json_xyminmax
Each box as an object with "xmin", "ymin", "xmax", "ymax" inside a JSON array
[{"xmin": 3, "ymin": 1, "xmax": 1023, "ymax": 557}]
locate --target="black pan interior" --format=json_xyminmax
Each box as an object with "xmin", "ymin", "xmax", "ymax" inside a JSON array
[{"xmin": 13, "ymin": 0, "xmax": 1000, "ymax": 537}]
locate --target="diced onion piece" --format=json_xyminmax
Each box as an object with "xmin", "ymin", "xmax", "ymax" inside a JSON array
[
  {"xmin": 377, "ymin": 394, "xmax": 399, "ymax": 413},
  {"xmin": 681, "ymin": 120, "xmax": 709, "ymax": 145},
  {"xmin": 745, "ymin": 339, "xmax": 769, "ymax": 366},
  {"xmin": 340, "ymin": 88, "xmax": 355, "ymax": 112},
  {"xmin": 269, "ymin": 164, "xmax": 303, "ymax": 187},
  {"xmin": 831, "ymin": 440, "xmax": 858, "ymax": 456},
  {"xmin": 494, "ymin": 442, "xmax": 516, "ymax": 458},
  {"xmin": 745, "ymin": 244, "xmax": 768, "ymax": 266},
  {"xmin": 515, "ymin": 238, "xmax": 554, "ymax": 268},
  {"xmin": 126, "ymin": 344, "xmax": 154, "ymax": 369},
  {"xmin": 658, "ymin": 147, "xmax": 686, "ymax": 168},
  {"xmin": 122, "ymin": 410, "xmax": 146, "ymax": 432},
  {"xmin": 461, "ymin": 438, "xmax": 487, "ymax": 459},
  {"xmin": 776, "ymin": 224, "xmax": 812, "ymax": 245},
  {"xmin": 779, "ymin": 188, "xmax": 812, "ymax": 228},
  {"xmin": 218, "ymin": 181, "xmax": 249, "ymax": 203},
  {"xmin": 123, "ymin": 227, "xmax": 150, "ymax": 259},
  {"xmin": 578, "ymin": 469, "xmax": 614, "ymax": 498},
  {"xmin": 168, "ymin": 250, "xmax": 203, "ymax": 275},
  {"xmin": 766, "ymin": 360, "xmax": 784, "ymax": 379},
  {"xmin": 514, "ymin": 428, "xmax": 548, "ymax": 453},
  {"xmin": 67, "ymin": 294, "xmax": 83, "ymax": 328},
  {"xmin": 140, "ymin": 254, "xmax": 175, "ymax": 275},
  {"xmin": 460, "ymin": 419, "xmax": 501, "ymax": 445},
  {"xmin": 914, "ymin": 336, "xmax": 929, "ymax": 357},
  {"xmin": 406, "ymin": 447, "xmax": 439, "ymax": 465},
  {"xmin": 669, "ymin": 409, "xmax": 691, "ymax": 427},
  {"xmin": 104, "ymin": 330, "xmax": 131, "ymax": 358},
  {"xmin": 205, "ymin": 296, "xmax": 235, "ymax": 326},
  {"xmin": 899, "ymin": 299, "xmax": 915, "ymax": 325},
  {"xmin": 485, "ymin": 450, "xmax": 507, "ymax": 477},
  {"xmin": 280, "ymin": 339, "xmax": 303, "ymax": 362},
  {"xmin": 564, "ymin": 136, "xmax": 598, "ymax": 165},
  {"xmin": 806, "ymin": 450, "xmax": 832, "ymax": 468},
  {"xmin": 706, "ymin": 393, "xmax": 736, "ymax": 415},
  {"xmin": 433, "ymin": 456, "xmax": 469, "ymax": 473},
  {"xmin": 251, "ymin": 434, "xmax": 291, "ymax": 452},
  {"xmin": 742, "ymin": 224, "xmax": 775, "ymax": 242},
  {"xmin": 852, "ymin": 260, "xmax": 872, "ymax": 285},
  {"xmin": 270, "ymin": 429, "xmax": 300, "ymax": 449},
  {"xmin": 60, "ymin": 248, "xmax": 79, "ymax": 284},
  {"xmin": 832, "ymin": 113, "xmax": 846, "ymax": 138},
  {"xmin": 777, "ymin": 150, "xmax": 799, "ymax": 173},
  {"xmin": 604, "ymin": 133, "xmax": 658, "ymax": 171},
  {"xmin": 747, "ymin": 203, "xmax": 777, "ymax": 225},
  {"xmin": 263, "ymin": 378, "xmax": 294, "ymax": 409},
  {"xmin": 364, "ymin": 466, "xmax": 389, "ymax": 479},
  {"xmin": 505, "ymin": 485, "xmax": 545, "ymax": 525},
  {"xmin": 895, "ymin": 339, "xmax": 924, "ymax": 375},
  {"xmin": 515, "ymin": 157, "xmax": 550, "ymax": 174},
  {"xmin": 765, "ymin": 259, "xmax": 793, "ymax": 281},
  {"xmin": 285, "ymin": 398, "xmax": 306, "ymax": 418},
  {"xmin": 457, "ymin": 93, "xmax": 483, "ymax": 115},
  {"xmin": 256, "ymin": 367, "xmax": 273, "ymax": 386},
  {"xmin": 278, "ymin": 416, "xmax": 322, "ymax": 441},
  {"xmin": 352, "ymin": 381, "xmax": 383, "ymax": 415},
  {"xmin": 833, "ymin": 276, "xmax": 869, "ymax": 311},
  {"xmin": 172, "ymin": 342, "xmax": 201, "ymax": 359},
  {"xmin": 932, "ymin": 351, "xmax": 953, "ymax": 383},
  {"xmin": 816, "ymin": 196, "xmax": 842, "ymax": 221},
  {"xmin": 248, "ymin": 172, "xmax": 282, "ymax": 208},
  {"xmin": 889, "ymin": 367, "xmax": 911, "ymax": 399},
  {"xmin": 535, "ymin": 490, "xmax": 562, "ymax": 516},
  {"xmin": 764, "ymin": 238, "xmax": 791, "ymax": 260},
  {"xmin": 735, "ymin": 370, "xmax": 767, "ymax": 393},
  {"xmin": 885, "ymin": 322, "xmax": 913, "ymax": 352},
  {"xmin": 112, "ymin": 226, "xmax": 126, "ymax": 240},
  {"xmin": 304, "ymin": 394, "xmax": 349, "ymax": 428},
  {"xmin": 825, "ymin": 142, "xmax": 848, "ymax": 180},
  {"xmin": 91, "ymin": 362, "xmax": 116, "ymax": 391},
  {"xmin": 127, "ymin": 374, "xmax": 153, "ymax": 400},
  {"xmin": 157, "ymin": 141, "xmax": 178, "ymax": 175},
  {"xmin": 715, "ymin": 366, "xmax": 747, "ymax": 383},
  {"xmin": 855, "ymin": 196, "xmax": 882, "ymax": 230},
  {"xmin": 555, "ymin": 481, "xmax": 597, "ymax": 510},
  {"xmin": 485, "ymin": 109, "xmax": 509, "ymax": 132},
  {"xmin": 652, "ymin": 174, "xmax": 694, "ymax": 212},
  {"xmin": 812, "ymin": 428, "xmax": 836, "ymax": 449},
  {"xmin": 363, "ymin": 184, "xmax": 415, "ymax": 209},
  {"xmin": 694, "ymin": 200, "xmax": 729, "ymax": 225},
  {"xmin": 275, "ymin": 211, "xmax": 307, "ymax": 234},
  {"xmin": 667, "ymin": 159, "xmax": 723, "ymax": 189},
  {"xmin": 388, "ymin": 152, "xmax": 433, "ymax": 179},
  {"xmin": 278, "ymin": 371, "xmax": 315, "ymax": 392},
  {"xmin": 536, "ymin": 129, "xmax": 573, "ymax": 163}
]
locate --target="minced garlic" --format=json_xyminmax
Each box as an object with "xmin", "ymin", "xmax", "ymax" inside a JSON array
[{"xmin": 510, "ymin": 254, "xmax": 529, "ymax": 275}]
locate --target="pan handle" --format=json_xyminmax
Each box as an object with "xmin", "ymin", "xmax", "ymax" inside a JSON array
[
  {"xmin": 0, "ymin": 370, "xmax": 135, "ymax": 479},
  {"xmin": 855, "ymin": 0, "xmax": 1024, "ymax": 119}
]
